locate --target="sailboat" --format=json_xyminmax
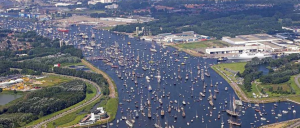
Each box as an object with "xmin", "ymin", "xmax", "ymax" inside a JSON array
[{"xmin": 226, "ymin": 96, "xmax": 240, "ymax": 117}]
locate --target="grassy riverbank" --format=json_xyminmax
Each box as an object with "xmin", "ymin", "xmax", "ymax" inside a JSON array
[
  {"xmin": 212, "ymin": 62, "xmax": 300, "ymax": 103},
  {"xmin": 81, "ymin": 59, "xmax": 119, "ymax": 125}
]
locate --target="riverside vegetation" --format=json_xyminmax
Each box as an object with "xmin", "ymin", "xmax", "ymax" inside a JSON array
[{"xmin": 0, "ymin": 80, "xmax": 86, "ymax": 127}]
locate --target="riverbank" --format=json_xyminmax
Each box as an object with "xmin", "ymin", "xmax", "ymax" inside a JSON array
[
  {"xmin": 165, "ymin": 43, "xmax": 206, "ymax": 57},
  {"xmin": 81, "ymin": 59, "xmax": 119, "ymax": 126},
  {"xmin": 212, "ymin": 64, "xmax": 300, "ymax": 104},
  {"xmin": 260, "ymin": 118, "xmax": 300, "ymax": 128}
]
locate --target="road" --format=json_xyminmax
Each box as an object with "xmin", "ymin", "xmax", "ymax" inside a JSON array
[{"xmin": 32, "ymin": 73, "xmax": 102, "ymax": 128}]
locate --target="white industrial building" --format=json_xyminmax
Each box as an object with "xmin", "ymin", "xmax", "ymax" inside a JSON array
[
  {"xmin": 153, "ymin": 31, "xmax": 209, "ymax": 43},
  {"xmin": 100, "ymin": 17, "xmax": 138, "ymax": 23},
  {"xmin": 88, "ymin": 0, "xmax": 116, "ymax": 5},
  {"xmin": 222, "ymin": 34, "xmax": 282, "ymax": 45},
  {"xmin": 206, "ymin": 41, "xmax": 299, "ymax": 54}
]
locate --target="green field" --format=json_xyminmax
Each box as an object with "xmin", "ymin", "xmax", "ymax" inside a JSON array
[
  {"xmin": 26, "ymin": 83, "xmax": 96, "ymax": 127},
  {"xmin": 60, "ymin": 62, "xmax": 84, "ymax": 67},
  {"xmin": 212, "ymin": 62, "xmax": 246, "ymax": 83},
  {"xmin": 213, "ymin": 62, "xmax": 300, "ymax": 101},
  {"xmin": 34, "ymin": 75, "xmax": 72, "ymax": 87},
  {"xmin": 46, "ymin": 84, "xmax": 98, "ymax": 128},
  {"xmin": 176, "ymin": 40, "xmax": 230, "ymax": 49}
]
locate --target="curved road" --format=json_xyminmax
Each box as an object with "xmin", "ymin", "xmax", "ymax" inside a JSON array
[{"xmin": 32, "ymin": 73, "xmax": 102, "ymax": 128}]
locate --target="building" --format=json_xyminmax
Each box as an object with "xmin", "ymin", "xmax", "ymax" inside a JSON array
[
  {"xmin": 79, "ymin": 107, "xmax": 108, "ymax": 126},
  {"xmin": 206, "ymin": 40, "xmax": 299, "ymax": 54},
  {"xmin": 105, "ymin": 4, "xmax": 118, "ymax": 9},
  {"xmin": 55, "ymin": 3, "xmax": 73, "ymax": 7},
  {"xmin": 222, "ymin": 34, "xmax": 282, "ymax": 45},
  {"xmin": 282, "ymin": 26, "xmax": 300, "ymax": 33},
  {"xmin": 153, "ymin": 31, "xmax": 209, "ymax": 43},
  {"xmin": 88, "ymin": 0, "xmax": 116, "ymax": 5}
]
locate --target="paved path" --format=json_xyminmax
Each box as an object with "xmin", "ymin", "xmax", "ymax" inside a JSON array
[
  {"xmin": 32, "ymin": 73, "xmax": 102, "ymax": 128},
  {"xmin": 82, "ymin": 59, "xmax": 116, "ymax": 98}
]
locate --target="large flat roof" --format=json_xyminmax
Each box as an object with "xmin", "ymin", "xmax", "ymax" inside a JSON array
[{"xmin": 224, "ymin": 34, "xmax": 282, "ymax": 43}]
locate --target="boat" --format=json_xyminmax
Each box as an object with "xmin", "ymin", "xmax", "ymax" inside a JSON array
[
  {"xmin": 182, "ymin": 100, "xmax": 186, "ymax": 105},
  {"xmin": 227, "ymin": 118, "xmax": 242, "ymax": 126},
  {"xmin": 200, "ymin": 92, "xmax": 205, "ymax": 97},
  {"xmin": 161, "ymin": 109, "xmax": 165, "ymax": 116},
  {"xmin": 217, "ymin": 57, "xmax": 228, "ymax": 62},
  {"xmin": 227, "ymin": 52, "xmax": 272, "ymax": 60},
  {"xmin": 150, "ymin": 48, "xmax": 157, "ymax": 52},
  {"xmin": 226, "ymin": 96, "xmax": 240, "ymax": 117},
  {"xmin": 282, "ymin": 110, "xmax": 288, "ymax": 114},
  {"xmin": 57, "ymin": 28, "xmax": 69, "ymax": 33}
]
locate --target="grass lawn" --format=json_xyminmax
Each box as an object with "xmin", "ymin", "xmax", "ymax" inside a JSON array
[
  {"xmin": 176, "ymin": 40, "xmax": 230, "ymax": 49},
  {"xmin": 102, "ymin": 26, "xmax": 114, "ymax": 30},
  {"xmin": 288, "ymin": 96, "xmax": 300, "ymax": 103},
  {"xmin": 60, "ymin": 62, "xmax": 84, "ymax": 67},
  {"xmin": 34, "ymin": 75, "xmax": 72, "ymax": 87},
  {"xmin": 256, "ymin": 75, "xmax": 300, "ymax": 97},
  {"xmin": 47, "ymin": 96, "xmax": 106, "ymax": 128},
  {"xmin": 26, "ymin": 83, "xmax": 96, "ymax": 127},
  {"xmin": 212, "ymin": 62, "xmax": 246, "ymax": 83}
]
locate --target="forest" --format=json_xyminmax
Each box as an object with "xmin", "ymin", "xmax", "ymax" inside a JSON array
[
  {"xmin": 0, "ymin": 80, "xmax": 86, "ymax": 127},
  {"xmin": 238, "ymin": 54, "xmax": 300, "ymax": 92},
  {"xmin": 112, "ymin": 3, "xmax": 296, "ymax": 39}
]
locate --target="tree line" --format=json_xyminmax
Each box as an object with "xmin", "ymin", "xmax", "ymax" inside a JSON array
[
  {"xmin": 112, "ymin": 3, "xmax": 295, "ymax": 39},
  {"xmin": 238, "ymin": 53, "xmax": 300, "ymax": 92},
  {"xmin": 0, "ymin": 80, "xmax": 86, "ymax": 127}
]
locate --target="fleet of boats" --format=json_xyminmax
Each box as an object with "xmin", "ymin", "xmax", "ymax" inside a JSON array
[{"xmin": 1, "ymin": 18, "xmax": 299, "ymax": 128}]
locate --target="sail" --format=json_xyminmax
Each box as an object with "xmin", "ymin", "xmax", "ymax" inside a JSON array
[{"xmin": 233, "ymin": 96, "xmax": 236, "ymax": 110}]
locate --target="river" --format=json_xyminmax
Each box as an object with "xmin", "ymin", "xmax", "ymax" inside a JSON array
[{"xmin": 0, "ymin": 18, "xmax": 300, "ymax": 128}]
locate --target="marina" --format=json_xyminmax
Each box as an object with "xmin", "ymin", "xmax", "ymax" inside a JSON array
[{"xmin": 1, "ymin": 18, "xmax": 300, "ymax": 128}]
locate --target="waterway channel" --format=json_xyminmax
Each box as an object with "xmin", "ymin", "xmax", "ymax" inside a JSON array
[{"xmin": 0, "ymin": 18, "xmax": 300, "ymax": 128}]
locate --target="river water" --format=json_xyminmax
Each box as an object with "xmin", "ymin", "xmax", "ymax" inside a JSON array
[
  {"xmin": 0, "ymin": 93, "xmax": 22, "ymax": 105},
  {"xmin": 1, "ymin": 18, "xmax": 300, "ymax": 128}
]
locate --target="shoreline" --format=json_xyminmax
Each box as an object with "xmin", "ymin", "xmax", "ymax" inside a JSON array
[
  {"xmin": 164, "ymin": 43, "xmax": 206, "ymax": 57},
  {"xmin": 81, "ymin": 59, "xmax": 119, "ymax": 126},
  {"xmin": 260, "ymin": 117, "xmax": 300, "ymax": 128},
  {"xmin": 164, "ymin": 42, "xmax": 300, "ymax": 104},
  {"xmin": 211, "ymin": 64, "xmax": 300, "ymax": 104}
]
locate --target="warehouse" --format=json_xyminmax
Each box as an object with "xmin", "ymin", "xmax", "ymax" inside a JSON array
[{"xmin": 222, "ymin": 34, "xmax": 282, "ymax": 45}]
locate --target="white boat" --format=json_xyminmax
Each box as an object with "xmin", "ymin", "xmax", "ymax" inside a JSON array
[{"xmin": 227, "ymin": 52, "xmax": 272, "ymax": 60}]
